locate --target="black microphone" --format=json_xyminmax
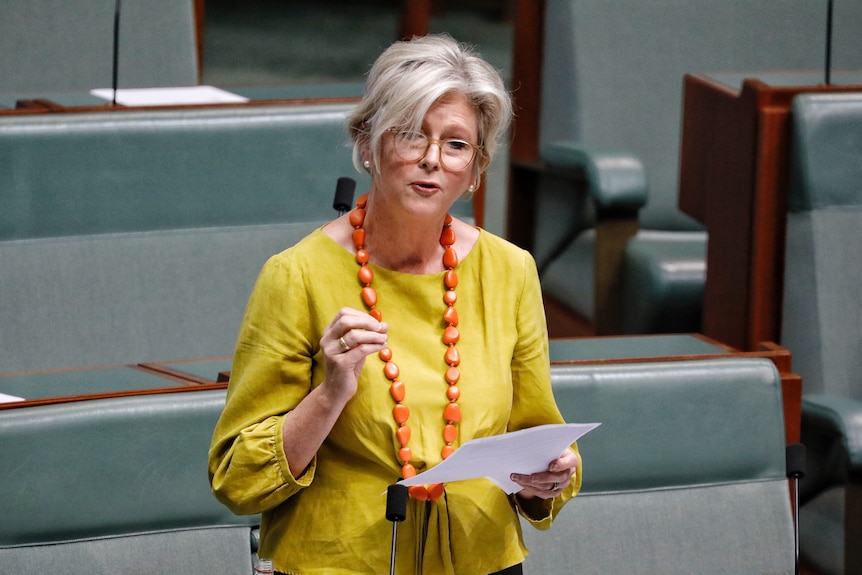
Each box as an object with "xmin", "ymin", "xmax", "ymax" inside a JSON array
[
  {"xmin": 333, "ymin": 177, "xmax": 356, "ymax": 216},
  {"xmin": 786, "ymin": 443, "xmax": 806, "ymax": 575},
  {"xmin": 111, "ymin": 0, "xmax": 121, "ymax": 106},
  {"xmin": 386, "ymin": 482, "xmax": 408, "ymax": 575}
]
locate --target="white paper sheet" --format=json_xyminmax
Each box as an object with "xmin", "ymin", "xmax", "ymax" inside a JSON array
[
  {"xmin": 90, "ymin": 85, "xmax": 249, "ymax": 106},
  {"xmin": 399, "ymin": 422, "xmax": 600, "ymax": 494},
  {"xmin": 0, "ymin": 392, "xmax": 25, "ymax": 404}
]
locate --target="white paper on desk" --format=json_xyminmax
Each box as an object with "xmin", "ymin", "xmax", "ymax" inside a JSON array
[
  {"xmin": 0, "ymin": 392, "xmax": 25, "ymax": 404},
  {"xmin": 399, "ymin": 422, "xmax": 600, "ymax": 494},
  {"xmin": 90, "ymin": 85, "xmax": 249, "ymax": 106}
]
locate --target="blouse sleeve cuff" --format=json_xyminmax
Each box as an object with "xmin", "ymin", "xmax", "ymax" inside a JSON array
[{"xmin": 276, "ymin": 415, "xmax": 316, "ymax": 489}]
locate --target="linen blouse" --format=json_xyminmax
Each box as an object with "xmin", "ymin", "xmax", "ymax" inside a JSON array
[{"xmin": 208, "ymin": 226, "xmax": 582, "ymax": 575}]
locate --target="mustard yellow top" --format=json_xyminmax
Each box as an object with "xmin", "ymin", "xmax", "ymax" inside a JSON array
[{"xmin": 208, "ymin": 227, "xmax": 581, "ymax": 575}]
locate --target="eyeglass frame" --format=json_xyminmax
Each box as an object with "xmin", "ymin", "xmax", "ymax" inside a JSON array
[{"xmin": 386, "ymin": 128, "xmax": 482, "ymax": 172}]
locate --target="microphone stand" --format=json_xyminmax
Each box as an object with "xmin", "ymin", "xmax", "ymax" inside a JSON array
[
  {"xmin": 385, "ymin": 483, "xmax": 408, "ymax": 575},
  {"xmin": 786, "ymin": 443, "xmax": 806, "ymax": 575},
  {"xmin": 825, "ymin": 0, "xmax": 834, "ymax": 85},
  {"xmin": 111, "ymin": 0, "xmax": 121, "ymax": 106}
]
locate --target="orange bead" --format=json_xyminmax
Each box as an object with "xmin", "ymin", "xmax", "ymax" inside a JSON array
[
  {"xmin": 361, "ymin": 286, "xmax": 377, "ymax": 308},
  {"xmin": 399, "ymin": 447, "xmax": 412, "ymax": 463},
  {"xmin": 444, "ymin": 270, "xmax": 458, "ymax": 289},
  {"xmin": 352, "ymin": 228, "xmax": 365, "ymax": 248},
  {"xmin": 443, "ymin": 213, "xmax": 452, "ymax": 226},
  {"xmin": 441, "ymin": 445, "xmax": 455, "ymax": 460},
  {"xmin": 393, "ymin": 403, "xmax": 410, "ymax": 425},
  {"xmin": 439, "ymin": 226, "xmax": 455, "ymax": 247},
  {"xmin": 447, "ymin": 385, "xmax": 460, "ymax": 401},
  {"xmin": 443, "ymin": 248, "xmax": 458, "ymax": 270},
  {"xmin": 389, "ymin": 380, "xmax": 405, "ymax": 402},
  {"xmin": 402, "ymin": 462, "xmax": 416, "ymax": 478},
  {"xmin": 349, "ymin": 208, "xmax": 366, "ymax": 228},
  {"xmin": 443, "ymin": 290, "xmax": 457, "ymax": 305},
  {"xmin": 409, "ymin": 485, "xmax": 429, "ymax": 501},
  {"xmin": 445, "ymin": 346, "xmax": 460, "ymax": 366},
  {"xmin": 369, "ymin": 308, "xmax": 383, "ymax": 322},
  {"xmin": 443, "ymin": 326, "xmax": 460, "ymax": 345},
  {"xmin": 355, "ymin": 248, "xmax": 369, "ymax": 265},
  {"xmin": 396, "ymin": 425, "xmax": 411, "ymax": 446},
  {"xmin": 384, "ymin": 361, "xmax": 399, "ymax": 381},
  {"xmin": 427, "ymin": 483, "xmax": 445, "ymax": 500},
  {"xmin": 445, "ymin": 366, "xmax": 460, "ymax": 384},
  {"xmin": 443, "ymin": 306, "xmax": 458, "ymax": 327},
  {"xmin": 358, "ymin": 265, "xmax": 373, "ymax": 285},
  {"xmin": 379, "ymin": 347, "xmax": 392, "ymax": 361},
  {"xmin": 443, "ymin": 423, "xmax": 458, "ymax": 443},
  {"xmin": 356, "ymin": 193, "xmax": 368, "ymax": 209},
  {"xmin": 444, "ymin": 402, "xmax": 461, "ymax": 422}
]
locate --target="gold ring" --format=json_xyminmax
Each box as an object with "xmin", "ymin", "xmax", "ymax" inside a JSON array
[{"xmin": 338, "ymin": 336, "xmax": 350, "ymax": 351}]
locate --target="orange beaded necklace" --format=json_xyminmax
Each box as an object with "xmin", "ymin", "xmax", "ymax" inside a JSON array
[{"xmin": 349, "ymin": 193, "xmax": 461, "ymax": 502}]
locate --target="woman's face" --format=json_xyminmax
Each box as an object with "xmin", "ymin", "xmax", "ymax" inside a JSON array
[{"xmin": 370, "ymin": 92, "xmax": 479, "ymax": 220}]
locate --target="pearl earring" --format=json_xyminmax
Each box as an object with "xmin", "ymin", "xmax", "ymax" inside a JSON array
[
  {"xmin": 467, "ymin": 184, "xmax": 475, "ymax": 193},
  {"xmin": 363, "ymin": 160, "xmax": 371, "ymax": 171}
]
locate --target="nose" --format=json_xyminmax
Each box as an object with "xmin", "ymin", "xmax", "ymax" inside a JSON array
[{"xmin": 420, "ymin": 141, "xmax": 442, "ymax": 169}]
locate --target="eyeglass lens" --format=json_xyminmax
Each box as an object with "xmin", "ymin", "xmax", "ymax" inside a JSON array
[{"xmin": 392, "ymin": 131, "xmax": 475, "ymax": 170}]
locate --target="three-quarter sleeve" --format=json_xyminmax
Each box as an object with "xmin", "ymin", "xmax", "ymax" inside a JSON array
[
  {"xmin": 507, "ymin": 249, "xmax": 583, "ymax": 528},
  {"xmin": 208, "ymin": 251, "xmax": 319, "ymax": 515}
]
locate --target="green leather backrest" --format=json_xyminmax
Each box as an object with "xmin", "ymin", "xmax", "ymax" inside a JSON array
[
  {"xmin": 0, "ymin": 389, "xmax": 257, "ymax": 547},
  {"xmin": 782, "ymin": 92, "xmax": 862, "ymax": 400},
  {"xmin": 541, "ymin": 0, "xmax": 862, "ymax": 230},
  {"xmin": 0, "ymin": 222, "xmax": 322, "ymax": 373},
  {"xmin": 0, "ymin": 103, "xmax": 368, "ymax": 241},
  {"xmin": 550, "ymin": 358, "xmax": 786, "ymax": 493},
  {"xmin": 0, "ymin": 0, "xmax": 198, "ymax": 93},
  {"xmin": 788, "ymin": 93, "xmax": 862, "ymax": 212}
]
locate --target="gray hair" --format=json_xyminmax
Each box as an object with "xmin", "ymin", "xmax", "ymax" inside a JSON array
[{"xmin": 348, "ymin": 34, "xmax": 512, "ymax": 177}]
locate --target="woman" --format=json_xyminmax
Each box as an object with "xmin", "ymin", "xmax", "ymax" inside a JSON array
[{"xmin": 209, "ymin": 34, "xmax": 581, "ymax": 575}]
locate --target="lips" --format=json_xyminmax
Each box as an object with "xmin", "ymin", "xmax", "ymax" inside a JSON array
[{"xmin": 413, "ymin": 180, "xmax": 440, "ymax": 192}]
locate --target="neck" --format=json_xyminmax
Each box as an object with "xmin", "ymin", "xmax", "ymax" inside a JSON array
[{"xmin": 362, "ymin": 199, "xmax": 449, "ymax": 274}]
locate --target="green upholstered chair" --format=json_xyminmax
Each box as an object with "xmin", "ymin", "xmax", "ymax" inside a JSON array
[
  {"xmin": 0, "ymin": 389, "xmax": 259, "ymax": 574},
  {"xmin": 523, "ymin": 358, "xmax": 794, "ymax": 574},
  {"xmin": 534, "ymin": 0, "xmax": 861, "ymax": 335},
  {"xmin": 0, "ymin": 0, "xmax": 198, "ymax": 94},
  {"xmin": 781, "ymin": 92, "xmax": 862, "ymax": 575}
]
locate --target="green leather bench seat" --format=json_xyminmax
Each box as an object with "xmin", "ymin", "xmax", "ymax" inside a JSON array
[
  {"xmin": 0, "ymin": 358, "xmax": 792, "ymax": 574},
  {"xmin": 0, "ymin": 103, "xmax": 374, "ymax": 374},
  {"xmin": 0, "ymin": 104, "xmax": 365, "ymax": 240},
  {"xmin": 523, "ymin": 358, "xmax": 793, "ymax": 574},
  {"xmin": 0, "ymin": 389, "xmax": 259, "ymax": 574}
]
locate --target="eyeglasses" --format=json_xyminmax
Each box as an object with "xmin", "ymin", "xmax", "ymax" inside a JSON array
[{"xmin": 388, "ymin": 129, "xmax": 480, "ymax": 172}]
